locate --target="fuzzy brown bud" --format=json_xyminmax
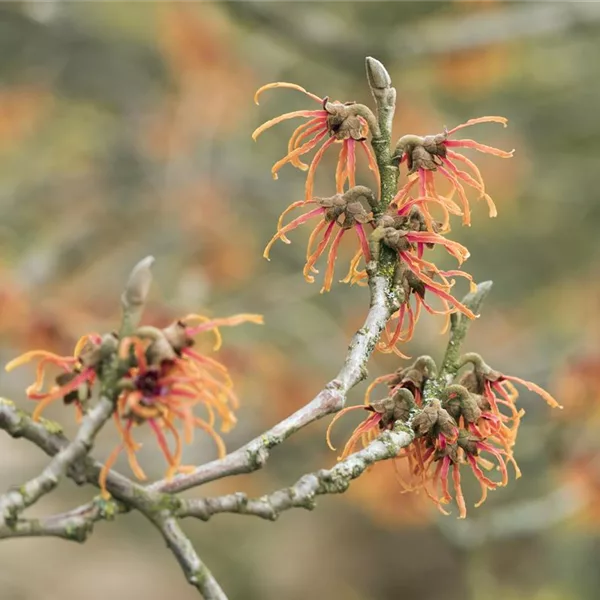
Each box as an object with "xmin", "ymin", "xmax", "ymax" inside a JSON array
[
  {"xmin": 162, "ymin": 321, "xmax": 193, "ymax": 354},
  {"xmin": 412, "ymin": 400, "xmax": 441, "ymax": 437},
  {"xmin": 441, "ymin": 384, "xmax": 482, "ymax": 424},
  {"xmin": 324, "ymin": 100, "xmax": 367, "ymax": 141},
  {"xmin": 370, "ymin": 387, "xmax": 416, "ymax": 428}
]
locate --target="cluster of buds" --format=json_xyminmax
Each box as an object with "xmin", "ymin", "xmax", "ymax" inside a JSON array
[
  {"xmin": 6, "ymin": 262, "xmax": 262, "ymax": 497},
  {"xmin": 329, "ymin": 354, "xmax": 561, "ymax": 518}
]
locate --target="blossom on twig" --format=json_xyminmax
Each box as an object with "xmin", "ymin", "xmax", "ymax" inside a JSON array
[
  {"xmin": 329, "ymin": 352, "xmax": 559, "ymax": 518},
  {"xmin": 393, "ymin": 117, "xmax": 514, "ymax": 226},
  {"xmin": 253, "ymin": 82, "xmax": 380, "ymax": 199},
  {"xmin": 5, "ymin": 311, "xmax": 262, "ymax": 499},
  {"xmin": 5, "ymin": 333, "xmax": 104, "ymax": 421},
  {"xmin": 98, "ymin": 313, "xmax": 262, "ymax": 497},
  {"xmin": 263, "ymin": 186, "xmax": 376, "ymax": 292}
]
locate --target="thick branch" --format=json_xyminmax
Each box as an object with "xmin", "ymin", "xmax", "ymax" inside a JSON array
[
  {"xmin": 147, "ymin": 512, "xmax": 228, "ymax": 599},
  {"xmin": 0, "ymin": 395, "xmax": 115, "ymax": 523},
  {"xmin": 152, "ymin": 270, "xmax": 398, "ymax": 494},
  {"xmin": 423, "ymin": 281, "xmax": 493, "ymax": 402},
  {"xmin": 179, "ymin": 424, "xmax": 414, "ymax": 522}
]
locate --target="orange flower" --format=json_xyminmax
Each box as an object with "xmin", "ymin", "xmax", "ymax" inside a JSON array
[
  {"xmin": 376, "ymin": 219, "xmax": 477, "ymax": 326},
  {"xmin": 99, "ymin": 312, "xmax": 262, "ymax": 498},
  {"xmin": 379, "ymin": 267, "xmax": 477, "ymax": 356},
  {"xmin": 5, "ymin": 333, "xmax": 103, "ymax": 421},
  {"xmin": 253, "ymin": 82, "xmax": 380, "ymax": 199},
  {"xmin": 393, "ymin": 117, "xmax": 513, "ymax": 226},
  {"xmin": 263, "ymin": 188, "xmax": 374, "ymax": 292},
  {"xmin": 330, "ymin": 354, "xmax": 559, "ymax": 518}
]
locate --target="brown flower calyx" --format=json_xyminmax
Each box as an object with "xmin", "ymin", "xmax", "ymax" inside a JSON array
[
  {"xmin": 456, "ymin": 429, "xmax": 480, "ymax": 455},
  {"xmin": 380, "ymin": 228, "xmax": 412, "ymax": 253},
  {"xmin": 133, "ymin": 326, "xmax": 178, "ymax": 366},
  {"xmin": 412, "ymin": 398, "xmax": 457, "ymax": 439},
  {"xmin": 388, "ymin": 356, "xmax": 438, "ymax": 395},
  {"xmin": 457, "ymin": 352, "xmax": 501, "ymax": 395},
  {"xmin": 440, "ymin": 384, "xmax": 482, "ymax": 424},
  {"xmin": 392, "ymin": 131, "xmax": 448, "ymax": 174},
  {"xmin": 316, "ymin": 187, "xmax": 374, "ymax": 229},
  {"xmin": 369, "ymin": 387, "xmax": 417, "ymax": 428},
  {"xmin": 405, "ymin": 270, "xmax": 426, "ymax": 298},
  {"xmin": 161, "ymin": 320, "xmax": 194, "ymax": 355},
  {"xmin": 323, "ymin": 98, "xmax": 376, "ymax": 141},
  {"xmin": 373, "ymin": 208, "xmax": 442, "ymax": 256},
  {"xmin": 78, "ymin": 333, "xmax": 116, "ymax": 371}
]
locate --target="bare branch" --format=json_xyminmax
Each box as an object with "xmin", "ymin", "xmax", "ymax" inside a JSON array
[
  {"xmin": 179, "ymin": 424, "xmax": 414, "ymax": 522},
  {"xmin": 0, "ymin": 502, "xmax": 103, "ymax": 543},
  {"xmin": 0, "ymin": 395, "xmax": 115, "ymax": 523},
  {"xmin": 147, "ymin": 512, "xmax": 228, "ymax": 599},
  {"xmin": 151, "ymin": 270, "xmax": 398, "ymax": 494},
  {"xmin": 423, "ymin": 281, "xmax": 493, "ymax": 401}
]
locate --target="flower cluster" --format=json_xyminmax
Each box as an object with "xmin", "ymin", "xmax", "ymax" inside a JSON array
[
  {"xmin": 373, "ymin": 118, "xmax": 513, "ymax": 354},
  {"xmin": 6, "ymin": 313, "xmax": 262, "ymax": 497},
  {"xmin": 254, "ymin": 79, "xmax": 513, "ymax": 353},
  {"xmin": 255, "ymin": 72, "xmax": 558, "ymax": 519},
  {"xmin": 329, "ymin": 354, "xmax": 561, "ymax": 517},
  {"xmin": 254, "ymin": 82, "xmax": 381, "ymax": 291}
]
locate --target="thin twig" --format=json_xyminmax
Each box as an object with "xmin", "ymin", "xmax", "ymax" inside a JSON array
[
  {"xmin": 179, "ymin": 424, "xmax": 414, "ymax": 522},
  {"xmin": 0, "ymin": 395, "xmax": 115, "ymax": 523},
  {"xmin": 0, "ymin": 502, "xmax": 103, "ymax": 543},
  {"xmin": 423, "ymin": 281, "xmax": 493, "ymax": 402}
]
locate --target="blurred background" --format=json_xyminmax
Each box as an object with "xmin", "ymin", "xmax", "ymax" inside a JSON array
[{"xmin": 0, "ymin": 1, "xmax": 599, "ymax": 599}]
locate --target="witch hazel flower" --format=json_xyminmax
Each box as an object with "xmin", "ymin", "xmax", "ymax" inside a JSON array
[
  {"xmin": 330, "ymin": 347, "xmax": 559, "ymax": 519},
  {"xmin": 253, "ymin": 82, "xmax": 380, "ymax": 199},
  {"xmin": 326, "ymin": 387, "xmax": 417, "ymax": 460},
  {"xmin": 365, "ymin": 356, "xmax": 438, "ymax": 408},
  {"xmin": 372, "ymin": 213, "xmax": 477, "ymax": 315},
  {"xmin": 379, "ymin": 263, "xmax": 478, "ymax": 356},
  {"xmin": 5, "ymin": 333, "xmax": 107, "ymax": 421},
  {"xmin": 5, "ymin": 306, "xmax": 262, "ymax": 499},
  {"xmin": 97, "ymin": 311, "xmax": 262, "ymax": 498},
  {"xmin": 458, "ymin": 352, "xmax": 562, "ymax": 412},
  {"xmin": 392, "ymin": 117, "xmax": 514, "ymax": 226},
  {"xmin": 263, "ymin": 186, "xmax": 376, "ymax": 293}
]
